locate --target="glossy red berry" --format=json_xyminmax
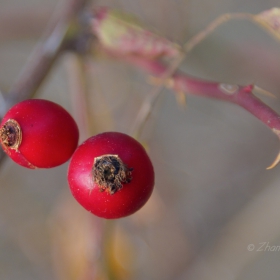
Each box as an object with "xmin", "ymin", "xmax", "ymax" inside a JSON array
[
  {"xmin": 67, "ymin": 132, "xmax": 154, "ymax": 219},
  {"xmin": 0, "ymin": 99, "xmax": 79, "ymax": 168}
]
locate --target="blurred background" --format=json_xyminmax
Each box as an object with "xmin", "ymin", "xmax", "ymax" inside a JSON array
[{"xmin": 1, "ymin": 0, "xmax": 280, "ymax": 279}]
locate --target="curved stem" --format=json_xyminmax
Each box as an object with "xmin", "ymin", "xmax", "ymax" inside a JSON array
[{"xmin": 184, "ymin": 13, "xmax": 254, "ymax": 53}]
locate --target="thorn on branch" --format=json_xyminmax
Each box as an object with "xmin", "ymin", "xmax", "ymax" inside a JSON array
[
  {"xmin": 266, "ymin": 151, "xmax": 280, "ymax": 170},
  {"xmin": 267, "ymin": 129, "xmax": 280, "ymax": 169}
]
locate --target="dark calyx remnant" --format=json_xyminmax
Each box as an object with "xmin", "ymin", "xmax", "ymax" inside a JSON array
[
  {"xmin": 93, "ymin": 155, "xmax": 133, "ymax": 195},
  {"xmin": 0, "ymin": 119, "xmax": 22, "ymax": 149}
]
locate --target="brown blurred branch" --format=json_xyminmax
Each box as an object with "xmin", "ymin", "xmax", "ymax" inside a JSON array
[
  {"xmin": 5, "ymin": 0, "xmax": 90, "ymax": 108},
  {"xmin": 0, "ymin": 0, "xmax": 91, "ymax": 167}
]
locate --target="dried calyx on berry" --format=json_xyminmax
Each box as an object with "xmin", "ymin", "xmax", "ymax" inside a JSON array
[
  {"xmin": 68, "ymin": 132, "xmax": 154, "ymax": 219},
  {"xmin": 0, "ymin": 119, "xmax": 22, "ymax": 150},
  {"xmin": 92, "ymin": 154, "xmax": 133, "ymax": 194}
]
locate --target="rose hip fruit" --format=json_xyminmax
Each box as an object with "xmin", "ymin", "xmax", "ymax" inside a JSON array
[
  {"xmin": 67, "ymin": 132, "xmax": 154, "ymax": 219},
  {"xmin": 0, "ymin": 99, "xmax": 79, "ymax": 168}
]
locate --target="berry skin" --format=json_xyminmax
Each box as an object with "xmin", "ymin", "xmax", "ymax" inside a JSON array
[
  {"xmin": 67, "ymin": 132, "xmax": 154, "ymax": 219},
  {"xmin": 0, "ymin": 99, "xmax": 79, "ymax": 168}
]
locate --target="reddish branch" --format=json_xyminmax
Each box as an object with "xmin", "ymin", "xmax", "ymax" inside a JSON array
[
  {"xmin": 121, "ymin": 55, "xmax": 280, "ymax": 168},
  {"xmin": 124, "ymin": 56, "xmax": 280, "ymax": 130}
]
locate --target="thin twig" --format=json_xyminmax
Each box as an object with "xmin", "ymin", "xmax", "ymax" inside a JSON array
[
  {"xmin": 130, "ymin": 52, "xmax": 185, "ymax": 138},
  {"xmin": 183, "ymin": 13, "xmax": 254, "ymax": 53}
]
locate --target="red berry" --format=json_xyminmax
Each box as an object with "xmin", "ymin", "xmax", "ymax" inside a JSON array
[
  {"xmin": 0, "ymin": 99, "xmax": 79, "ymax": 168},
  {"xmin": 67, "ymin": 132, "xmax": 154, "ymax": 219}
]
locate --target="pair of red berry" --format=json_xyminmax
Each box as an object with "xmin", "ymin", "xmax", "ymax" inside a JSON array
[{"xmin": 0, "ymin": 99, "xmax": 154, "ymax": 219}]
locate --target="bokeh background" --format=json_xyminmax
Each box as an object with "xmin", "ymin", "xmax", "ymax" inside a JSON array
[{"xmin": 1, "ymin": 0, "xmax": 280, "ymax": 279}]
